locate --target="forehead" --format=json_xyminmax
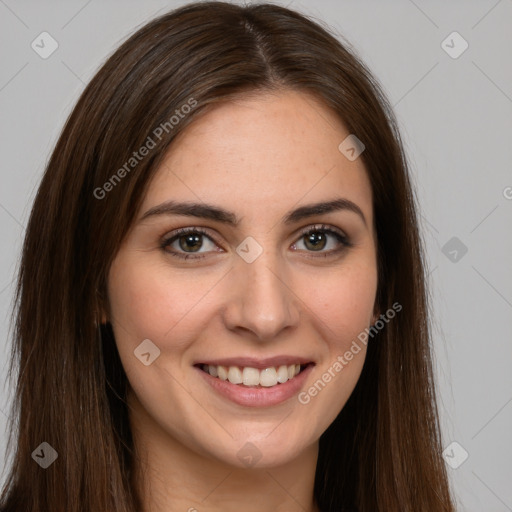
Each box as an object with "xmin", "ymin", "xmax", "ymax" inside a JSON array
[{"xmin": 140, "ymin": 90, "xmax": 372, "ymax": 224}]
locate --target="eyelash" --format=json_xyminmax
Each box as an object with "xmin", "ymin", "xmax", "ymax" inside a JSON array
[{"xmin": 160, "ymin": 224, "xmax": 352, "ymax": 261}]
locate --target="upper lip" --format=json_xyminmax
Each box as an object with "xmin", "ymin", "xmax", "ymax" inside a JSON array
[{"xmin": 195, "ymin": 356, "xmax": 315, "ymax": 370}]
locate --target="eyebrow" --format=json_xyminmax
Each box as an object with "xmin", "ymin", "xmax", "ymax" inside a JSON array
[{"xmin": 139, "ymin": 198, "xmax": 367, "ymax": 227}]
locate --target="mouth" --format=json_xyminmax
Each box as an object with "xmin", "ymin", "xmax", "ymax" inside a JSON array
[{"xmin": 194, "ymin": 362, "xmax": 314, "ymax": 388}]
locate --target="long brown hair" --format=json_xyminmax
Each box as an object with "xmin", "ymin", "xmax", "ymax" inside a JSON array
[{"xmin": 0, "ymin": 2, "xmax": 454, "ymax": 510}]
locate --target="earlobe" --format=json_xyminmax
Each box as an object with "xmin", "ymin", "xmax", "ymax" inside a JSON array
[
  {"xmin": 94, "ymin": 307, "xmax": 108, "ymax": 326},
  {"xmin": 94, "ymin": 317, "xmax": 108, "ymax": 328},
  {"xmin": 94, "ymin": 287, "xmax": 109, "ymax": 325}
]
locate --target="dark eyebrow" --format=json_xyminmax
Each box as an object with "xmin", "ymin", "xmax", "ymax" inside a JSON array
[
  {"xmin": 140, "ymin": 200, "xmax": 239, "ymax": 225},
  {"xmin": 139, "ymin": 198, "xmax": 366, "ymax": 227},
  {"xmin": 283, "ymin": 198, "xmax": 366, "ymax": 226}
]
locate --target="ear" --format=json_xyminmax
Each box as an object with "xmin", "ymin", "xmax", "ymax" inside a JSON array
[
  {"xmin": 95, "ymin": 289, "xmax": 109, "ymax": 325},
  {"xmin": 371, "ymin": 306, "xmax": 380, "ymax": 326},
  {"xmin": 94, "ymin": 304, "xmax": 109, "ymax": 325}
]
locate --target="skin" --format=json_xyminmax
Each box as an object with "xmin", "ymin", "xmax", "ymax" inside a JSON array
[{"xmin": 107, "ymin": 89, "xmax": 378, "ymax": 512}]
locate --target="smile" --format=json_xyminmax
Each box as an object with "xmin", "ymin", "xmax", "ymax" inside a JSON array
[
  {"xmin": 198, "ymin": 363, "xmax": 309, "ymax": 387},
  {"xmin": 194, "ymin": 359, "xmax": 315, "ymax": 407}
]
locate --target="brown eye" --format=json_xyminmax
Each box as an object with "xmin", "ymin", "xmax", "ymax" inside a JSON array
[
  {"xmin": 161, "ymin": 228, "xmax": 219, "ymax": 260},
  {"xmin": 292, "ymin": 225, "xmax": 351, "ymax": 256},
  {"xmin": 177, "ymin": 233, "xmax": 203, "ymax": 252},
  {"xmin": 303, "ymin": 231, "xmax": 328, "ymax": 251}
]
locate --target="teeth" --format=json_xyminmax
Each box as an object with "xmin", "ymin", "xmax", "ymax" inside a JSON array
[
  {"xmin": 276, "ymin": 365, "xmax": 289, "ymax": 383},
  {"xmin": 202, "ymin": 363, "xmax": 304, "ymax": 387},
  {"xmin": 259, "ymin": 367, "xmax": 277, "ymax": 387},
  {"xmin": 242, "ymin": 367, "xmax": 260, "ymax": 386},
  {"xmin": 227, "ymin": 366, "xmax": 243, "ymax": 384},
  {"xmin": 217, "ymin": 365, "xmax": 228, "ymax": 381}
]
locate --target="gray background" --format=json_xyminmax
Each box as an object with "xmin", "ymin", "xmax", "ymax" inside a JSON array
[{"xmin": 1, "ymin": 0, "xmax": 511, "ymax": 510}]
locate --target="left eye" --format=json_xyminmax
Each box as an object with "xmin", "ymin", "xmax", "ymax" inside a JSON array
[{"xmin": 292, "ymin": 227, "xmax": 348, "ymax": 253}]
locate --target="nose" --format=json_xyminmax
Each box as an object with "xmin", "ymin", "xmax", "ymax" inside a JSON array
[{"xmin": 221, "ymin": 248, "xmax": 301, "ymax": 341}]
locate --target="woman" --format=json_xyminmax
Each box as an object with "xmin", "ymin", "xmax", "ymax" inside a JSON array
[{"xmin": 0, "ymin": 2, "xmax": 455, "ymax": 511}]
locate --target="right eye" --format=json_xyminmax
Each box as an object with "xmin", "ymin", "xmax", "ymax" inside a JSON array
[{"xmin": 160, "ymin": 227, "xmax": 222, "ymax": 260}]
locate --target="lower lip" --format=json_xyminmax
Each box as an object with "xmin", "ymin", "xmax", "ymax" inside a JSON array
[{"xmin": 195, "ymin": 364, "xmax": 314, "ymax": 407}]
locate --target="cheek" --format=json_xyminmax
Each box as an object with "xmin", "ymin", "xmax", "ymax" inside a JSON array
[
  {"xmin": 108, "ymin": 272, "xmax": 169, "ymax": 338},
  {"xmin": 108, "ymin": 258, "xmax": 181, "ymax": 334},
  {"xmin": 107, "ymin": 258, "xmax": 225, "ymax": 353},
  {"xmin": 294, "ymin": 264, "xmax": 376, "ymax": 426},
  {"xmin": 306, "ymin": 262, "xmax": 378, "ymax": 345}
]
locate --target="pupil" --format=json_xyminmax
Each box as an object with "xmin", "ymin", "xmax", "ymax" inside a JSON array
[
  {"xmin": 180, "ymin": 234, "xmax": 202, "ymax": 252},
  {"xmin": 305, "ymin": 232, "xmax": 326, "ymax": 251}
]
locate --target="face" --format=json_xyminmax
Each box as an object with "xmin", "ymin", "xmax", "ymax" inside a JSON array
[{"xmin": 107, "ymin": 89, "xmax": 378, "ymax": 469}]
